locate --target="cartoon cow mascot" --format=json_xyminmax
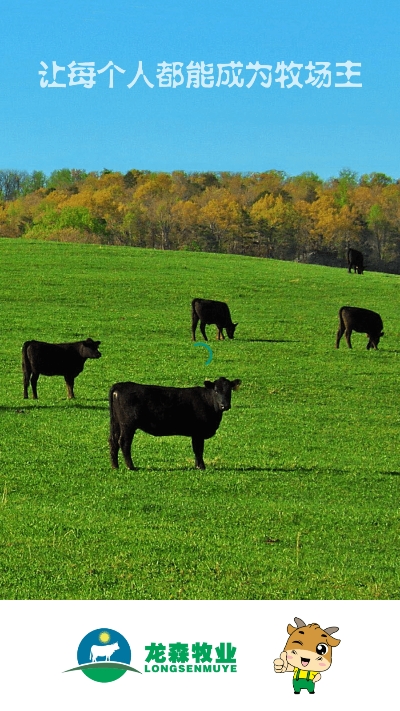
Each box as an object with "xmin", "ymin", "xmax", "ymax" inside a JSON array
[{"xmin": 274, "ymin": 617, "xmax": 341, "ymax": 694}]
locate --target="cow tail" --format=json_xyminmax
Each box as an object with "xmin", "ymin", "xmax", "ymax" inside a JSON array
[
  {"xmin": 109, "ymin": 385, "xmax": 120, "ymax": 441},
  {"xmin": 191, "ymin": 299, "xmax": 200, "ymax": 337},
  {"xmin": 22, "ymin": 341, "xmax": 31, "ymax": 376},
  {"xmin": 338, "ymin": 307, "xmax": 345, "ymax": 331}
]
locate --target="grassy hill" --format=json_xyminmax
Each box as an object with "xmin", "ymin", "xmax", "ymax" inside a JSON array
[{"xmin": 0, "ymin": 239, "xmax": 399, "ymax": 599}]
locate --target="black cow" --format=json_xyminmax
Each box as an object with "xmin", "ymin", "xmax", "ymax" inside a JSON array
[
  {"xmin": 335, "ymin": 307, "xmax": 384, "ymax": 350},
  {"xmin": 109, "ymin": 377, "xmax": 241, "ymax": 470},
  {"xmin": 347, "ymin": 248, "xmax": 364, "ymax": 274},
  {"xmin": 191, "ymin": 298, "xmax": 238, "ymax": 341},
  {"xmin": 22, "ymin": 338, "xmax": 101, "ymax": 399}
]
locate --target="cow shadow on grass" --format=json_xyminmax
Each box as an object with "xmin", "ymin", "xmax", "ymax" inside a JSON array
[
  {"xmin": 133, "ymin": 464, "xmax": 344, "ymax": 474},
  {"xmin": 0, "ymin": 402, "xmax": 107, "ymax": 412},
  {"xmin": 246, "ymin": 338, "xmax": 298, "ymax": 343},
  {"xmin": 219, "ymin": 465, "xmax": 400, "ymax": 476},
  {"xmin": 213, "ymin": 465, "xmax": 328, "ymax": 473}
]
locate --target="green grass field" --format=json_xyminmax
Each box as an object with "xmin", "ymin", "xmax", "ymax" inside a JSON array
[{"xmin": 0, "ymin": 239, "xmax": 399, "ymax": 599}]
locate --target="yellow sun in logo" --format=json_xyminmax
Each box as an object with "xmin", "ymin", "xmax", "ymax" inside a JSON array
[{"xmin": 99, "ymin": 631, "xmax": 111, "ymax": 643}]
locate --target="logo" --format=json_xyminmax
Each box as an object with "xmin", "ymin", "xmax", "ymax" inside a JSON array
[
  {"xmin": 273, "ymin": 617, "xmax": 340, "ymax": 695},
  {"xmin": 144, "ymin": 641, "xmax": 237, "ymax": 673},
  {"xmin": 64, "ymin": 628, "xmax": 141, "ymax": 683},
  {"xmin": 193, "ymin": 341, "xmax": 213, "ymax": 365}
]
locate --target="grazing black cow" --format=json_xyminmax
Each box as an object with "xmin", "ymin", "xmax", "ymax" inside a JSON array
[
  {"xmin": 109, "ymin": 377, "xmax": 241, "ymax": 470},
  {"xmin": 335, "ymin": 307, "xmax": 384, "ymax": 350},
  {"xmin": 191, "ymin": 298, "xmax": 238, "ymax": 341},
  {"xmin": 22, "ymin": 338, "xmax": 101, "ymax": 399},
  {"xmin": 347, "ymin": 248, "xmax": 364, "ymax": 274}
]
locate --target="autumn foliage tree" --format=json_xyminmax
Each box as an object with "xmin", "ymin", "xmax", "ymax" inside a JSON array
[{"xmin": 1, "ymin": 166, "xmax": 400, "ymax": 270}]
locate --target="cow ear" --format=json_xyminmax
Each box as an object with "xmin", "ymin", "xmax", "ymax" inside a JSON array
[
  {"xmin": 329, "ymin": 637, "xmax": 341, "ymax": 647},
  {"xmin": 234, "ymin": 323, "xmax": 239, "ymax": 327},
  {"xmin": 231, "ymin": 379, "xmax": 241, "ymax": 390},
  {"xmin": 204, "ymin": 380, "xmax": 215, "ymax": 389},
  {"xmin": 96, "ymin": 341, "xmax": 101, "ymax": 346},
  {"xmin": 287, "ymin": 624, "xmax": 296, "ymax": 635}
]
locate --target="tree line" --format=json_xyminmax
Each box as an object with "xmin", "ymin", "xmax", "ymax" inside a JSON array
[{"xmin": 1, "ymin": 166, "xmax": 400, "ymax": 270}]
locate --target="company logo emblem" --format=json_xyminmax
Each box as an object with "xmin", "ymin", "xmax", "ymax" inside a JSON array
[
  {"xmin": 64, "ymin": 628, "xmax": 141, "ymax": 683},
  {"xmin": 193, "ymin": 341, "xmax": 213, "ymax": 365}
]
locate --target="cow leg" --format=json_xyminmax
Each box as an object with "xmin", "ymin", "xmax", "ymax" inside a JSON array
[
  {"xmin": 119, "ymin": 425, "xmax": 137, "ymax": 470},
  {"xmin": 64, "ymin": 376, "xmax": 75, "ymax": 399},
  {"xmin": 30, "ymin": 373, "xmax": 39, "ymax": 399},
  {"xmin": 344, "ymin": 329, "xmax": 352, "ymax": 348},
  {"xmin": 109, "ymin": 418, "xmax": 121, "ymax": 469},
  {"xmin": 23, "ymin": 366, "xmax": 32, "ymax": 399},
  {"xmin": 216, "ymin": 325, "xmax": 225, "ymax": 340},
  {"xmin": 335, "ymin": 326, "xmax": 344, "ymax": 348},
  {"xmin": 191, "ymin": 312, "xmax": 199, "ymax": 341},
  {"xmin": 200, "ymin": 321, "xmax": 208, "ymax": 341},
  {"xmin": 192, "ymin": 436, "xmax": 205, "ymax": 470}
]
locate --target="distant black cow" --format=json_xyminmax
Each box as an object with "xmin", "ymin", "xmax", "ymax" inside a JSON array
[
  {"xmin": 347, "ymin": 248, "xmax": 364, "ymax": 274},
  {"xmin": 335, "ymin": 307, "xmax": 384, "ymax": 350},
  {"xmin": 109, "ymin": 377, "xmax": 241, "ymax": 470},
  {"xmin": 191, "ymin": 298, "xmax": 238, "ymax": 341},
  {"xmin": 22, "ymin": 338, "xmax": 101, "ymax": 399}
]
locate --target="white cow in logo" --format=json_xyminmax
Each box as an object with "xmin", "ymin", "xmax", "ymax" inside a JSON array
[{"xmin": 90, "ymin": 642, "xmax": 120, "ymax": 662}]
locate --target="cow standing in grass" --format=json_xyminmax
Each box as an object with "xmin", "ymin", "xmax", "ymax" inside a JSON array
[
  {"xmin": 274, "ymin": 617, "xmax": 340, "ymax": 695},
  {"xmin": 109, "ymin": 377, "xmax": 241, "ymax": 470},
  {"xmin": 335, "ymin": 306, "xmax": 384, "ymax": 350},
  {"xmin": 22, "ymin": 338, "xmax": 101, "ymax": 399},
  {"xmin": 347, "ymin": 248, "xmax": 364, "ymax": 274},
  {"xmin": 191, "ymin": 298, "xmax": 238, "ymax": 341}
]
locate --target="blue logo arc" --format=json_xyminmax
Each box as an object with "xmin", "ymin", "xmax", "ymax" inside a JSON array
[
  {"xmin": 77, "ymin": 628, "xmax": 131, "ymax": 666},
  {"xmin": 193, "ymin": 342, "xmax": 213, "ymax": 365}
]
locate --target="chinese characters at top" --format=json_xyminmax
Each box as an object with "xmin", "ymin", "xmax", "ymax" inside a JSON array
[{"xmin": 38, "ymin": 59, "xmax": 362, "ymax": 90}]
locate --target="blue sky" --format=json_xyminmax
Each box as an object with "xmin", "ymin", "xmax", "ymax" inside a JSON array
[{"xmin": 0, "ymin": 1, "xmax": 399, "ymax": 179}]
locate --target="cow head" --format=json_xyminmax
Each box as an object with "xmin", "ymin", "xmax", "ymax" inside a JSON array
[
  {"xmin": 226, "ymin": 322, "xmax": 238, "ymax": 339},
  {"xmin": 204, "ymin": 377, "xmax": 241, "ymax": 412},
  {"xmin": 79, "ymin": 338, "xmax": 102, "ymax": 359},
  {"xmin": 284, "ymin": 618, "xmax": 340, "ymax": 673},
  {"xmin": 366, "ymin": 331, "xmax": 384, "ymax": 349}
]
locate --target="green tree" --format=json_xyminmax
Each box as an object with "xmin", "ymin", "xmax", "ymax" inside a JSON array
[
  {"xmin": 0, "ymin": 170, "xmax": 28, "ymax": 201},
  {"xmin": 21, "ymin": 170, "xmax": 47, "ymax": 195},
  {"xmin": 286, "ymin": 171, "xmax": 322, "ymax": 203},
  {"xmin": 360, "ymin": 172, "xmax": 393, "ymax": 188},
  {"xmin": 47, "ymin": 168, "xmax": 87, "ymax": 191}
]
